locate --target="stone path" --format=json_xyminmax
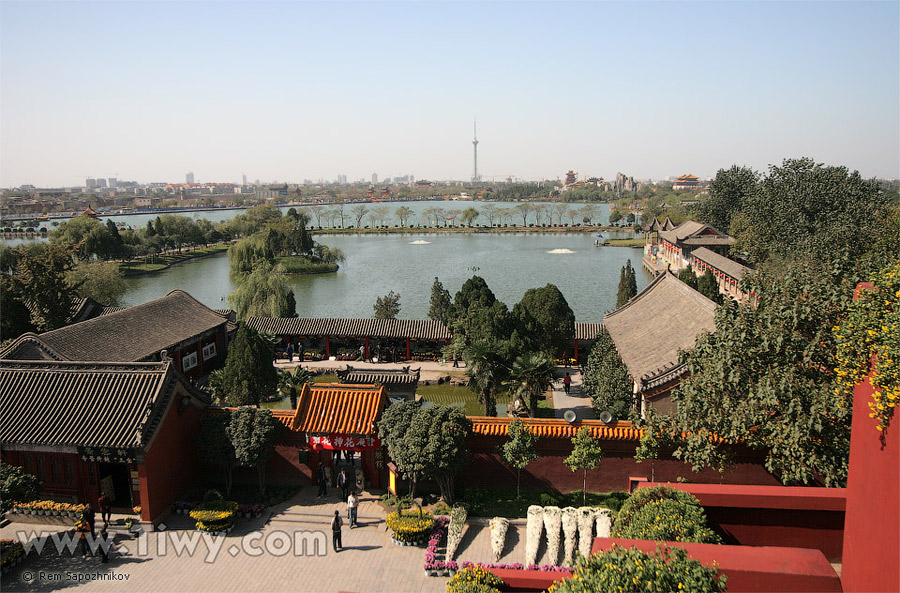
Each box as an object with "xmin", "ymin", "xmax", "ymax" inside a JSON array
[{"xmin": 550, "ymin": 368, "xmax": 594, "ymax": 421}]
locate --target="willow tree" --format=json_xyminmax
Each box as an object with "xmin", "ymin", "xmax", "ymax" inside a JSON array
[{"xmin": 228, "ymin": 261, "xmax": 296, "ymax": 319}]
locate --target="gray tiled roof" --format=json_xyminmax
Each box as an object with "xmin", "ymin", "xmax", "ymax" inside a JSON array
[
  {"xmin": 575, "ymin": 322, "xmax": 602, "ymax": 340},
  {"xmin": 659, "ymin": 220, "xmax": 733, "ymax": 246},
  {"xmin": 336, "ymin": 366, "xmax": 421, "ymax": 386},
  {"xmin": 0, "ymin": 290, "xmax": 230, "ymax": 363},
  {"xmin": 603, "ymin": 270, "xmax": 717, "ymax": 384},
  {"xmin": 247, "ymin": 317, "xmax": 451, "ymax": 341},
  {"xmin": 690, "ymin": 247, "xmax": 748, "ymax": 280},
  {"xmin": 0, "ymin": 359, "xmax": 207, "ymax": 449}
]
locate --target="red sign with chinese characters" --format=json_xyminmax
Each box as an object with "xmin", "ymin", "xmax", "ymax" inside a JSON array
[{"xmin": 308, "ymin": 434, "xmax": 380, "ymax": 451}]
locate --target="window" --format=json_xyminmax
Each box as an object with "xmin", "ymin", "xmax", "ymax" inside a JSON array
[
  {"xmin": 202, "ymin": 342, "xmax": 217, "ymax": 361},
  {"xmin": 182, "ymin": 351, "xmax": 198, "ymax": 371}
]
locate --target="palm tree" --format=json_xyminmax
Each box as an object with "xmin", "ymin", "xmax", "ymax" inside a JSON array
[
  {"xmin": 505, "ymin": 351, "xmax": 556, "ymax": 417},
  {"xmin": 465, "ymin": 341, "xmax": 506, "ymax": 417},
  {"xmin": 278, "ymin": 367, "xmax": 313, "ymax": 409}
]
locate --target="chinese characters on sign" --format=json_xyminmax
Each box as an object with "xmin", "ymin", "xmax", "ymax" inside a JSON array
[{"xmin": 308, "ymin": 434, "xmax": 380, "ymax": 451}]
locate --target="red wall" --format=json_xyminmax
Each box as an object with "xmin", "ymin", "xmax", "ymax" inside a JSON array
[
  {"xmin": 640, "ymin": 482, "xmax": 846, "ymax": 561},
  {"xmin": 138, "ymin": 390, "xmax": 205, "ymax": 524},
  {"xmin": 461, "ymin": 436, "xmax": 779, "ymax": 494},
  {"xmin": 841, "ymin": 369, "xmax": 900, "ymax": 592}
]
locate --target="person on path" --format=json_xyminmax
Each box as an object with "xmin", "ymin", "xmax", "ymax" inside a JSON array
[
  {"xmin": 317, "ymin": 465, "xmax": 328, "ymax": 497},
  {"xmin": 347, "ymin": 491, "xmax": 358, "ymax": 528},
  {"xmin": 285, "ymin": 342, "xmax": 294, "ymax": 362},
  {"xmin": 76, "ymin": 520, "xmax": 91, "ymax": 558},
  {"xmin": 331, "ymin": 510, "xmax": 343, "ymax": 552},
  {"xmin": 359, "ymin": 345, "xmax": 365, "ymax": 361},
  {"xmin": 82, "ymin": 505, "xmax": 96, "ymax": 536},
  {"xmin": 563, "ymin": 372, "xmax": 571, "ymax": 395},
  {"xmin": 338, "ymin": 468, "xmax": 350, "ymax": 501},
  {"xmin": 98, "ymin": 528, "xmax": 111, "ymax": 564},
  {"xmin": 98, "ymin": 494, "xmax": 111, "ymax": 526}
]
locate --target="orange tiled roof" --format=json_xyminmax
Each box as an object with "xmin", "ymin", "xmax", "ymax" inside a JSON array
[
  {"xmin": 469, "ymin": 417, "xmax": 643, "ymax": 441},
  {"xmin": 291, "ymin": 383, "xmax": 386, "ymax": 436}
]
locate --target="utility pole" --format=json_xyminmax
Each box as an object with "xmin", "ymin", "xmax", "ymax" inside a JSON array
[{"xmin": 472, "ymin": 120, "xmax": 480, "ymax": 182}]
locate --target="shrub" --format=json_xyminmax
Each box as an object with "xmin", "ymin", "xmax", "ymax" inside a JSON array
[
  {"xmin": 189, "ymin": 491, "xmax": 238, "ymax": 533},
  {"xmin": 447, "ymin": 566, "xmax": 504, "ymax": 593},
  {"xmin": 612, "ymin": 486, "xmax": 719, "ymax": 544},
  {"xmin": 386, "ymin": 509, "xmax": 435, "ymax": 543},
  {"xmin": 548, "ymin": 544, "xmax": 727, "ymax": 593}
]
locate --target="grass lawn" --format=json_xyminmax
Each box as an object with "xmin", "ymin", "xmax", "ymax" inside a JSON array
[
  {"xmin": 311, "ymin": 373, "xmax": 340, "ymax": 383},
  {"xmin": 461, "ymin": 487, "xmax": 630, "ymax": 518},
  {"xmin": 120, "ymin": 244, "xmax": 230, "ymax": 276},
  {"xmin": 417, "ymin": 382, "xmax": 512, "ymax": 416},
  {"xmin": 602, "ymin": 238, "xmax": 645, "ymax": 247}
]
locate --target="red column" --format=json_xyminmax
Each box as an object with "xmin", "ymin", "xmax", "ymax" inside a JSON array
[
  {"xmin": 406, "ymin": 339, "xmax": 411, "ymax": 360},
  {"xmin": 362, "ymin": 450, "xmax": 379, "ymax": 489},
  {"xmin": 325, "ymin": 337, "xmax": 330, "ymax": 358},
  {"xmin": 365, "ymin": 337, "xmax": 370, "ymax": 360}
]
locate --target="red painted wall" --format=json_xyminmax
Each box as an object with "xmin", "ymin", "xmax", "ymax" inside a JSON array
[
  {"xmin": 138, "ymin": 389, "xmax": 205, "ymax": 524},
  {"xmin": 461, "ymin": 436, "xmax": 779, "ymax": 494},
  {"xmin": 841, "ymin": 369, "xmax": 900, "ymax": 592},
  {"xmin": 640, "ymin": 482, "xmax": 846, "ymax": 561}
]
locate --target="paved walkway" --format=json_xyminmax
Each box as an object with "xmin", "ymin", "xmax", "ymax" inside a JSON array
[{"xmin": 550, "ymin": 368, "xmax": 595, "ymax": 421}]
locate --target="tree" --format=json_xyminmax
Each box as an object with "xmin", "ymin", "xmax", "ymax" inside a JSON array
[
  {"xmin": 696, "ymin": 269, "xmax": 722, "ymax": 304},
  {"xmin": 0, "ymin": 275, "xmax": 35, "ymax": 340},
  {"xmin": 428, "ymin": 277, "xmax": 452, "ymax": 324},
  {"xmin": 196, "ymin": 412, "xmax": 238, "ymax": 495},
  {"xmin": 615, "ymin": 260, "xmax": 637, "ymax": 307},
  {"xmin": 695, "ymin": 165, "xmax": 759, "ymax": 232},
  {"xmin": 564, "ymin": 427, "xmax": 604, "ymax": 505},
  {"xmin": 228, "ymin": 261, "xmax": 297, "ymax": 319},
  {"xmin": 465, "ymin": 340, "xmax": 508, "ymax": 417},
  {"xmin": 512, "ymin": 284, "xmax": 575, "ymax": 358},
  {"xmin": 582, "ymin": 327, "xmax": 633, "ymax": 420},
  {"xmin": 640, "ymin": 260, "xmax": 856, "ymax": 486},
  {"xmin": 505, "ymin": 351, "xmax": 555, "ymax": 417},
  {"xmin": 460, "ymin": 207, "xmax": 479, "ymax": 226},
  {"xmin": 734, "ymin": 157, "xmax": 891, "ymax": 264},
  {"xmin": 8, "ymin": 243, "xmax": 79, "ymax": 331},
  {"xmin": 377, "ymin": 401, "xmax": 423, "ymax": 497},
  {"xmin": 226, "ymin": 407, "xmax": 279, "ymax": 496},
  {"xmin": 374, "ymin": 290, "xmax": 401, "ymax": 319},
  {"xmin": 677, "ymin": 267, "xmax": 698, "ymax": 290},
  {"xmin": 500, "ymin": 418, "xmax": 539, "ymax": 499},
  {"xmin": 481, "ymin": 204, "xmax": 499, "ymax": 226},
  {"xmin": 515, "ymin": 204, "xmax": 535, "ymax": 226},
  {"xmin": 1, "ymin": 461, "xmax": 41, "ymax": 513},
  {"xmin": 67, "ymin": 261, "xmax": 127, "ymax": 306},
  {"xmin": 405, "ymin": 405, "xmax": 472, "ymax": 504},
  {"xmin": 351, "ymin": 204, "xmax": 369, "ymax": 227},
  {"xmin": 395, "ymin": 206, "xmax": 413, "ymax": 226},
  {"xmin": 218, "ymin": 323, "xmax": 279, "ymax": 407}
]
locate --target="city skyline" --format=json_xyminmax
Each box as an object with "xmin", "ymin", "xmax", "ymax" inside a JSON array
[{"xmin": 1, "ymin": 1, "xmax": 898, "ymax": 188}]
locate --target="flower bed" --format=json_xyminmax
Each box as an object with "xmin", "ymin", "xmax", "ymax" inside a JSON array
[
  {"xmin": 461, "ymin": 561, "xmax": 573, "ymax": 573},
  {"xmin": 423, "ymin": 516, "xmax": 451, "ymax": 575},
  {"xmin": 189, "ymin": 499, "xmax": 238, "ymax": 535},
  {"xmin": 577, "ymin": 507, "xmax": 595, "ymax": 558},
  {"xmin": 445, "ymin": 505, "xmax": 468, "ymax": 560},
  {"xmin": 524, "ymin": 505, "xmax": 544, "ymax": 567},
  {"xmin": 611, "ymin": 486, "xmax": 719, "ymax": 544},
  {"xmin": 489, "ymin": 517, "xmax": 509, "ymax": 561},
  {"xmin": 447, "ymin": 565, "xmax": 505, "ymax": 593},
  {"xmin": 386, "ymin": 509, "xmax": 435, "ymax": 545},
  {"xmin": 562, "ymin": 507, "xmax": 577, "ymax": 566},
  {"xmin": 542, "ymin": 506, "xmax": 562, "ymax": 565},
  {"xmin": 11, "ymin": 501, "xmax": 85, "ymax": 518}
]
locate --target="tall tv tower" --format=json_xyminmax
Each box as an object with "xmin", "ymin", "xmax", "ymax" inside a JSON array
[{"xmin": 471, "ymin": 119, "xmax": 480, "ymax": 182}]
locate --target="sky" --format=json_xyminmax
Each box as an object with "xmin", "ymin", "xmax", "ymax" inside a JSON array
[{"xmin": 1, "ymin": 1, "xmax": 898, "ymax": 188}]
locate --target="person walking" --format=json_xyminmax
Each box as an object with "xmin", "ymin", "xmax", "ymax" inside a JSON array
[
  {"xmin": 347, "ymin": 491, "xmax": 358, "ymax": 528},
  {"xmin": 563, "ymin": 372, "xmax": 571, "ymax": 395},
  {"xmin": 98, "ymin": 528, "xmax": 111, "ymax": 564},
  {"xmin": 82, "ymin": 505, "xmax": 96, "ymax": 537},
  {"xmin": 317, "ymin": 464, "xmax": 328, "ymax": 498},
  {"xmin": 330, "ymin": 510, "xmax": 343, "ymax": 552},
  {"xmin": 98, "ymin": 494, "xmax": 112, "ymax": 527},
  {"xmin": 76, "ymin": 519, "xmax": 91, "ymax": 558},
  {"xmin": 337, "ymin": 468, "xmax": 350, "ymax": 501},
  {"xmin": 285, "ymin": 342, "xmax": 294, "ymax": 363}
]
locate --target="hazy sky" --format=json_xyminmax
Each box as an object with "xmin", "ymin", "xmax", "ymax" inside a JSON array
[{"xmin": 2, "ymin": 1, "xmax": 898, "ymax": 188}]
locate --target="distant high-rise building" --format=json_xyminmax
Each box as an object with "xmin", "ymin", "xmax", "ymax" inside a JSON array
[
  {"xmin": 372, "ymin": 173, "xmax": 378, "ymax": 185},
  {"xmin": 108, "ymin": 177, "xmax": 117, "ymax": 188},
  {"xmin": 242, "ymin": 173, "xmax": 248, "ymax": 186},
  {"xmin": 186, "ymin": 172, "xmax": 195, "ymax": 184},
  {"xmin": 96, "ymin": 178, "xmax": 107, "ymax": 188},
  {"xmin": 85, "ymin": 178, "xmax": 96, "ymax": 189}
]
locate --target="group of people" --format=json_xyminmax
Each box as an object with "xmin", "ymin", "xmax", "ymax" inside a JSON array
[
  {"xmin": 318, "ymin": 452, "xmax": 361, "ymax": 552},
  {"xmin": 75, "ymin": 494, "xmax": 116, "ymax": 562},
  {"xmin": 284, "ymin": 341, "xmax": 304, "ymax": 363}
]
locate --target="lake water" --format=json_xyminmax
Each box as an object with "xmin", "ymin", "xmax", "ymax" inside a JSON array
[{"xmin": 5, "ymin": 200, "xmax": 651, "ymax": 320}]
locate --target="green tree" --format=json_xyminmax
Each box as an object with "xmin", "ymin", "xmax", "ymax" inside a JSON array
[
  {"xmin": 696, "ymin": 269, "xmax": 722, "ymax": 304},
  {"xmin": 735, "ymin": 157, "xmax": 891, "ymax": 263},
  {"xmin": 0, "ymin": 461, "xmax": 41, "ymax": 513},
  {"xmin": 228, "ymin": 261, "xmax": 296, "ymax": 319},
  {"xmin": 615, "ymin": 260, "xmax": 638, "ymax": 307},
  {"xmin": 564, "ymin": 427, "xmax": 604, "ymax": 505},
  {"xmin": 512, "ymin": 284, "xmax": 575, "ymax": 358},
  {"xmin": 226, "ymin": 407, "xmax": 279, "ymax": 496},
  {"xmin": 500, "ymin": 418, "xmax": 539, "ymax": 499},
  {"xmin": 67, "ymin": 261, "xmax": 127, "ymax": 306},
  {"xmin": 0, "ymin": 275, "xmax": 35, "ymax": 340},
  {"xmin": 465, "ymin": 340, "xmax": 508, "ymax": 417},
  {"xmin": 460, "ymin": 207, "xmax": 479, "ymax": 226},
  {"xmin": 377, "ymin": 401, "xmax": 423, "ymax": 497},
  {"xmin": 677, "ymin": 267, "xmax": 698, "ymax": 290},
  {"xmin": 196, "ymin": 412, "xmax": 238, "ymax": 495},
  {"xmin": 696, "ymin": 164, "xmax": 759, "ymax": 232},
  {"xmin": 428, "ymin": 277, "xmax": 452, "ymax": 324},
  {"xmin": 8, "ymin": 243, "xmax": 79, "ymax": 331},
  {"xmin": 227, "ymin": 234, "xmax": 275, "ymax": 279},
  {"xmin": 219, "ymin": 324, "xmax": 279, "ymax": 407},
  {"xmin": 582, "ymin": 327, "xmax": 633, "ymax": 420},
  {"xmin": 404, "ymin": 405, "xmax": 472, "ymax": 504},
  {"xmin": 394, "ymin": 206, "xmax": 413, "ymax": 226},
  {"xmin": 374, "ymin": 290, "xmax": 401, "ymax": 319},
  {"xmin": 640, "ymin": 260, "xmax": 855, "ymax": 486},
  {"xmin": 505, "ymin": 351, "xmax": 555, "ymax": 417}
]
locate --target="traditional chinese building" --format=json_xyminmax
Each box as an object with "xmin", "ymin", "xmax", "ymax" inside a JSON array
[
  {"xmin": 1, "ymin": 290, "xmax": 234, "ymax": 381},
  {"xmin": 655, "ymin": 219, "xmax": 734, "ymax": 270},
  {"xmin": 564, "ymin": 170, "xmax": 577, "ymax": 186},
  {"xmin": 335, "ymin": 365, "xmax": 420, "ymax": 402},
  {"xmin": 602, "ymin": 270, "xmax": 717, "ymax": 415},
  {"xmin": 672, "ymin": 174, "xmax": 702, "ymax": 190},
  {"xmin": 688, "ymin": 246, "xmax": 750, "ymax": 301},
  {"xmin": 0, "ymin": 358, "xmax": 209, "ymax": 524}
]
